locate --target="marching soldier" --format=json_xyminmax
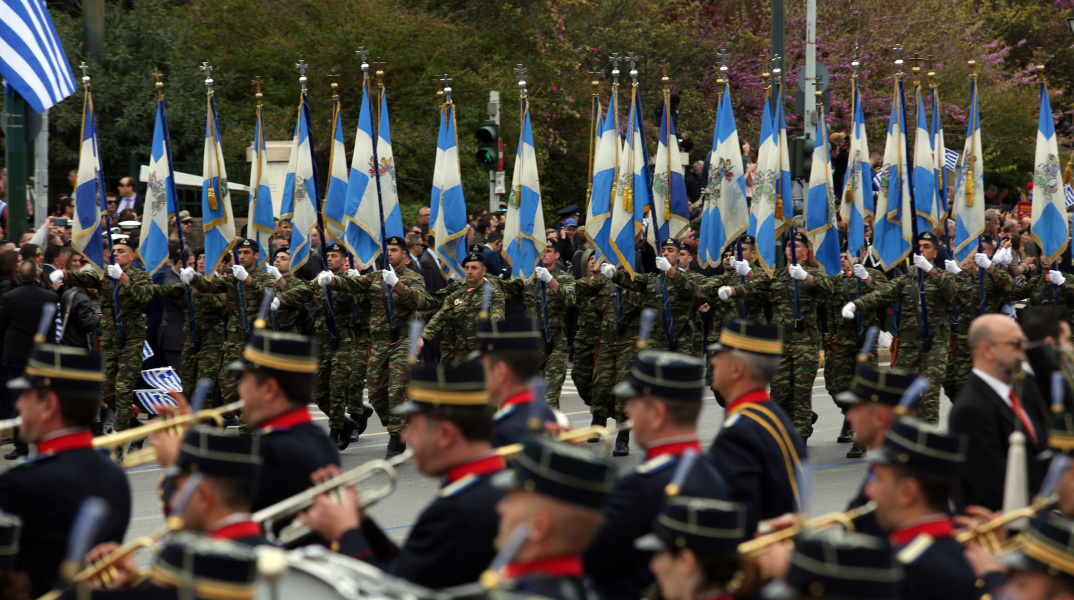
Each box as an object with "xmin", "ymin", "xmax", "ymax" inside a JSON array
[
  {"xmin": 51, "ymin": 238, "xmax": 153, "ymax": 432},
  {"xmin": 300, "ymin": 362, "xmax": 505, "ymax": 590},
  {"xmin": 584, "ymin": 350, "xmax": 729, "ymax": 600},
  {"xmin": 716, "ymin": 233, "xmax": 834, "ymax": 438},
  {"xmin": 673, "ymin": 242, "xmax": 713, "ymax": 359},
  {"xmin": 707, "ymin": 318, "xmax": 807, "ymax": 533},
  {"xmin": 709, "ymin": 235, "xmax": 772, "ymax": 324},
  {"xmin": 265, "ymin": 246, "xmax": 310, "ymax": 334},
  {"xmin": 1009, "ymin": 258, "xmax": 1074, "ymax": 323},
  {"xmin": 321, "ymin": 235, "xmax": 435, "ymax": 458},
  {"xmin": 421, "ymin": 251, "xmax": 507, "ymax": 363},
  {"xmin": 843, "ymin": 232, "xmax": 960, "ymax": 425},
  {"xmin": 0, "ymin": 339, "xmax": 131, "ymax": 596},
  {"xmin": 570, "ymin": 249, "xmax": 610, "ymax": 429}
]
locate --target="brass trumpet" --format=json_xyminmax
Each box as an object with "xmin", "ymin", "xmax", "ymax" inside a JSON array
[
  {"xmin": 956, "ymin": 495, "xmax": 1056, "ymax": 553},
  {"xmin": 253, "ymin": 448, "xmax": 412, "ymax": 546},
  {"xmin": 737, "ymin": 502, "xmax": 878, "ymax": 558},
  {"xmin": 496, "ymin": 424, "xmax": 617, "ymax": 459},
  {"xmin": 93, "ymin": 400, "xmax": 244, "ymax": 467},
  {"xmin": 0, "ymin": 416, "xmax": 20, "ymax": 431}
]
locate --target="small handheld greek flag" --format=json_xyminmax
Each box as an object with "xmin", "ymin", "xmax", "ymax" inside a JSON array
[
  {"xmin": 141, "ymin": 367, "xmax": 181, "ymax": 392},
  {"xmin": 1065, "ymin": 184, "xmax": 1074, "ymax": 208},
  {"xmin": 141, "ymin": 341, "xmax": 154, "ymax": 361},
  {"xmin": 135, "ymin": 389, "xmax": 179, "ymax": 415},
  {"xmin": 872, "ymin": 171, "xmax": 881, "ymax": 191},
  {"xmin": 54, "ymin": 303, "xmax": 62, "ymax": 342},
  {"xmin": 944, "ymin": 148, "xmax": 959, "ymax": 171}
]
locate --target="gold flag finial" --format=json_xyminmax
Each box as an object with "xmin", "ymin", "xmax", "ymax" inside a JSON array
[{"xmin": 153, "ymin": 69, "xmax": 164, "ymax": 100}]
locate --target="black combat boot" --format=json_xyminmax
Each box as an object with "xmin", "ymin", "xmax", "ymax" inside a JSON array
[
  {"xmin": 338, "ymin": 419, "xmax": 357, "ymax": 451},
  {"xmin": 837, "ymin": 419, "xmax": 853, "ymax": 444},
  {"xmin": 613, "ymin": 429, "xmax": 630, "ymax": 457},
  {"xmin": 847, "ymin": 442, "xmax": 866, "ymax": 459},
  {"xmin": 356, "ymin": 405, "xmax": 373, "ymax": 436},
  {"xmin": 588, "ymin": 414, "xmax": 605, "ymax": 443},
  {"xmin": 386, "ymin": 433, "xmax": 406, "ymax": 459}
]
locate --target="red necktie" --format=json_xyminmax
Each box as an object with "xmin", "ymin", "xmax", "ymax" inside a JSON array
[{"xmin": 1009, "ymin": 390, "xmax": 1038, "ymax": 443}]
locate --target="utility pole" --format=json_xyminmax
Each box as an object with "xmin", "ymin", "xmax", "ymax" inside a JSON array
[
  {"xmin": 487, "ymin": 90, "xmax": 501, "ymax": 212},
  {"xmin": 803, "ymin": 0, "xmax": 818, "ymax": 136},
  {"xmin": 771, "ymin": 0, "xmax": 785, "ymax": 92}
]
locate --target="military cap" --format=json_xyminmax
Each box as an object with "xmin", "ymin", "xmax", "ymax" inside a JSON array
[
  {"xmin": 997, "ymin": 514, "xmax": 1074, "ymax": 584},
  {"xmin": 324, "ymin": 242, "xmax": 348, "ymax": 256},
  {"xmin": 980, "ymin": 233, "xmax": 994, "ymax": 246},
  {"xmin": 152, "ymin": 533, "xmax": 258, "ymax": 600},
  {"xmin": 661, "ymin": 238, "xmax": 682, "ymax": 250},
  {"xmin": 462, "ymin": 252, "xmax": 485, "ymax": 267},
  {"xmin": 868, "ymin": 417, "xmax": 966, "ymax": 478},
  {"xmin": 1049, "ymin": 409, "xmax": 1074, "ymax": 455},
  {"xmin": 469, "ymin": 243, "xmax": 484, "ymax": 254},
  {"xmin": 766, "ymin": 531, "xmax": 904, "ymax": 599},
  {"xmin": 835, "ymin": 365, "xmax": 919, "ymax": 407},
  {"xmin": 738, "ymin": 233, "xmax": 756, "ymax": 246},
  {"xmin": 397, "ymin": 361, "xmax": 488, "ymax": 414},
  {"xmin": 117, "ymin": 220, "xmax": 141, "ymax": 231},
  {"xmin": 546, "ymin": 238, "xmax": 559, "ymax": 247},
  {"xmin": 111, "ymin": 237, "xmax": 133, "ymax": 249},
  {"xmin": 235, "ymin": 238, "xmax": 257, "ymax": 250},
  {"xmin": 556, "ymin": 204, "xmax": 580, "ymax": 217},
  {"xmin": 228, "ymin": 330, "xmax": 318, "ymax": 375},
  {"xmin": 492, "ymin": 436, "xmax": 616, "ymax": 510},
  {"xmin": 8, "ymin": 342, "xmax": 104, "ymax": 392},
  {"xmin": 166, "ymin": 425, "xmax": 262, "ymax": 481},
  {"xmin": 783, "ymin": 231, "xmax": 811, "ymax": 249},
  {"xmin": 634, "ymin": 496, "xmax": 747, "ymax": 554},
  {"xmin": 917, "ymin": 231, "xmax": 940, "ymax": 245},
  {"xmin": 271, "ymin": 246, "xmax": 290, "ymax": 262},
  {"xmin": 0, "ymin": 511, "xmax": 21, "ymax": 571},
  {"xmin": 471, "ymin": 317, "xmax": 542, "ymax": 359},
  {"xmin": 707, "ymin": 317, "xmax": 783, "ymax": 355},
  {"xmin": 613, "ymin": 350, "xmax": 706, "ymax": 401},
  {"xmin": 385, "ymin": 235, "xmax": 407, "ymax": 249}
]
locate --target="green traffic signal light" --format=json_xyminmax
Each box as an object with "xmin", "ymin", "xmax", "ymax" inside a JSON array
[{"xmin": 475, "ymin": 121, "xmax": 499, "ymax": 171}]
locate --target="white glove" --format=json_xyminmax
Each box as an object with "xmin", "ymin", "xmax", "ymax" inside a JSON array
[
  {"xmin": 270, "ymin": 297, "xmax": 281, "ymax": 311},
  {"xmin": 317, "ymin": 270, "xmax": 334, "ymax": 286},
  {"xmin": 180, "ymin": 267, "xmax": 196, "ymax": 284},
  {"xmin": 944, "ymin": 260, "xmax": 961, "ymax": 275},
  {"xmin": 655, "ymin": 256, "xmax": 673, "ymax": 273},
  {"xmin": 992, "ymin": 247, "xmax": 1013, "ymax": 267},
  {"xmin": 733, "ymin": 259, "xmax": 752, "ymax": 276},
  {"xmin": 1050, "ymin": 270, "xmax": 1067, "ymax": 286},
  {"xmin": 106, "ymin": 264, "xmax": 123, "ymax": 280},
  {"xmin": 601, "ymin": 263, "xmax": 616, "ymax": 279},
  {"xmin": 347, "ymin": 269, "xmax": 360, "ymax": 277},
  {"xmin": 974, "ymin": 253, "xmax": 992, "ymax": 270},
  {"xmin": 717, "ymin": 285, "xmax": 734, "ymax": 302},
  {"xmin": 266, "ymin": 265, "xmax": 282, "ymax": 281},
  {"xmin": 912, "ymin": 254, "xmax": 933, "ymax": 273},
  {"xmin": 841, "ymin": 302, "xmax": 857, "ymax": 319},
  {"xmin": 852, "ymin": 264, "xmax": 869, "ymax": 280},
  {"xmin": 49, "ymin": 270, "xmax": 65, "ymax": 284},
  {"xmin": 382, "ymin": 265, "xmax": 399, "ymax": 288},
  {"xmin": 788, "ymin": 264, "xmax": 808, "ymax": 281},
  {"xmin": 231, "ymin": 264, "xmax": 248, "ymax": 281},
  {"xmin": 535, "ymin": 266, "xmax": 553, "ymax": 282}
]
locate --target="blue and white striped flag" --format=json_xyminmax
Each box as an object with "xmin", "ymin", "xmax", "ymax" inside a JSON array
[
  {"xmin": 141, "ymin": 367, "xmax": 182, "ymax": 392},
  {"xmin": 750, "ymin": 93, "xmax": 779, "ymax": 274},
  {"xmin": 774, "ymin": 83, "xmax": 793, "ymax": 229},
  {"xmin": 931, "ymin": 86, "xmax": 949, "ymax": 216},
  {"xmin": 609, "ymin": 84, "xmax": 650, "ymax": 277},
  {"xmin": 141, "ymin": 341, "xmax": 154, "ymax": 361},
  {"xmin": 952, "ymin": 75, "xmax": 984, "ymax": 263},
  {"xmin": 698, "ymin": 83, "xmax": 748, "ymax": 268},
  {"xmin": 945, "ymin": 149, "xmax": 959, "ymax": 172},
  {"xmin": 805, "ymin": 108, "xmax": 840, "ymax": 276},
  {"xmin": 71, "ymin": 86, "xmax": 106, "ymax": 273},
  {"xmin": 376, "ymin": 90, "xmax": 404, "ymax": 244},
  {"xmin": 0, "ymin": 0, "xmax": 76, "ymax": 113},
  {"xmin": 872, "ymin": 80, "xmax": 913, "ymax": 270},
  {"xmin": 913, "ymin": 88, "xmax": 939, "ymax": 232},
  {"xmin": 584, "ymin": 91, "xmax": 617, "ymax": 263},
  {"xmin": 53, "ymin": 303, "xmax": 62, "ymax": 342},
  {"xmin": 135, "ymin": 389, "xmax": 179, "ymax": 415},
  {"xmin": 504, "ymin": 95, "xmax": 547, "ymax": 280},
  {"xmin": 873, "ymin": 171, "xmax": 881, "ymax": 191},
  {"xmin": 138, "ymin": 99, "xmax": 179, "ymax": 274},
  {"xmin": 283, "ymin": 93, "xmax": 320, "ymax": 273},
  {"xmin": 430, "ymin": 100, "xmax": 468, "ymax": 278},
  {"xmin": 652, "ymin": 92, "xmax": 690, "ymax": 242},
  {"xmin": 201, "ymin": 91, "xmax": 237, "ymax": 278},
  {"xmin": 1031, "ymin": 81, "xmax": 1069, "ymax": 266},
  {"xmin": 346, "ymin": 78, "xmax": 386, "ymax": 267},
  {"xmin": 840, "ymin": 78, "xmax": 871, "ymax": 260},
  {"xmin": 247, "ymin": 102, "xmax": 275, "ymax": 269},
  {"xmin": 1065, "ymin": 185, "xmax": 1074, "ymax": 208},
  {"xmin": 323, "ymin": 97, "xmax": 348, "ymax": 246}
]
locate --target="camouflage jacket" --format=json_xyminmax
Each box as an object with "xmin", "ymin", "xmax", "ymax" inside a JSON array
[
  {"xmin": 152, "ymin": 282, "xmax": 228, "ymax": 343},
  {"xmin": 423, "ymin": 279, "xmax": 507, "ymax": 357},
  {"xmin": 697, "ymin": 267, "xmax": 772, "ymax": 323},
  {"xmin": 952, "ymin": 268, "xmax": 1014, "ymax": 333},
  {"xmin": 613, "ymin": 270, "xmax": 702, "ymax": 344},
  {"xmin": 574, "ymin": 276, "xmax": 648, "ymax": 343},
  {"xmin": 189, "ymin": 270, "xmax": 269, "ymax": 343},
  {"xmin": 333, "ymin": 265, "xmax": 435, "ymax": 343},
  {"xmin": 827, "ymin": 268, "xmax": 888, "ymax": 335},
  {"xmin": 853, "ymin": 269, "xmax": 959, "ymax": 341},
  {"xmin": 729, "ymin": 265, "xmax": 834, "ymax": 335},
  {"xmin": 1009, "ymin": 271, "xmax": 1074, "ymax": 308},
  {"xmin": 500, "ymin": 269, "xmax": 576, "ymax": 334},
  {"xmin": 67, "ymin": 266, "xmax": 153, "ymax": 340}
]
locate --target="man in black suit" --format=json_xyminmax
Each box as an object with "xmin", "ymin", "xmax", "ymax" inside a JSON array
[
  {"xmin": 114, "ymin": 177, "xmax": 143, "ymax": 216},
  {"xmin": 950, "ymin": 314, "xmax": 1049, "ymax": 513},
  {"xmin": 407, "ymin": 233, "xmax": 445, "ymax": 294},
  {"xmin": 156, "ymin": 242, "xmax": 187, "ymax": 372}
]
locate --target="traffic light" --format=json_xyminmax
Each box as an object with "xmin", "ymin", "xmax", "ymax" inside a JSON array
[
  {"xmin": 475, "ymin": 121, "xmax": 499, "ymax": 170},
  {"xmin": 789, "ymin": 135, "xmax": 815, "ymax": 180}
]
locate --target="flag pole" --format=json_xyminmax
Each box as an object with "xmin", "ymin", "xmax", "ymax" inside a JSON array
[
  {"xmin": 1036, "ymin": 57, "xmax": 1061, "ymax": 308},
  {"xmin": 608, "ymin": 53, "xmax": 624, "ymax": 325},
  {"xmin": 898, "ymin": 49, "xmax": 930, "ymax": 344},
  {"xmin": 655, "ymin": 63, "xmax": 676, "ymax": 348},
  {"xmin": 358, "ymin": 49, "xmax": 395, "ymax": 328},
  {"xmin": 514, "ymin": 65, "xmax": 551, "ymax": 341},
  {"xmin": 327, "ymin": 72, "xmax": 361, "ymax": 329},
  {"xmin": 849, "ymin": 57, "xmax": 864, "ymax": 337}
]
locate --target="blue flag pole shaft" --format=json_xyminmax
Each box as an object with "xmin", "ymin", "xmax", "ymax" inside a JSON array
[
  {"xmin": 736, "ymin": 239, "xmax": 749, "ymax": 319},
  {"xmin": 902, "ymin": 79, "xmax": 929, "ymax": 342},
  {"xmin": 978, "ymin": 239, "xmax": 987, "ymax": 314},
  {"xmin": 788, "ymin": 235, "xmax": 803, "ymax": 321},
  {"xmin": 539, "ymin": 280, "xmax": 551, "ymax": 342},
  {"xmin": 348, "ymin": 256, "xmax": 360, "ymax": 324},
  {"xmin": 370, "ymin": 82, "xmax": 396, "ymax": 329},
  {"xmin": 943, "ymin": 225, "xmax": 959, "ymax": 334},
  {"xmin": 101, "ymin": 189, "xmax": 124, "ymax": 342},
  {"xmin": 233, "ymin": 246, "xmax": 249, "ymax": 335},
  {"xmin": 1055, "ymin": 261, "xmax": 1061, "ymax": 308}
]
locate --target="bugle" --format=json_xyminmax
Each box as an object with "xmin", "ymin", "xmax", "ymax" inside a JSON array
[
  {"xmin": 956, "ymin": 495, "xmax": 1056, "ymax": 553},
  {"xmin": 93, "ymin": 400, "xmax": 244, "ymax": 467},
  {"xmin": 737, "ymin": 502, "xmax": 877, "ymax": 558},
  {"xmin": 0, "ymin": 416, "xmax": 20, "ymax": 431},
  {"xmin": 254, "ymin": 448, "xmax": 412, "ymax": 546},
  {"xmin": 496, "ymin": 424, "xmax": 617, "ymax": 459}
]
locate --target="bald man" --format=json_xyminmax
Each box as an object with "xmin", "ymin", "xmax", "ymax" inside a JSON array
[{"xmin": 949, "ymin": 314, "xmax": 1049, "ymax": 513}]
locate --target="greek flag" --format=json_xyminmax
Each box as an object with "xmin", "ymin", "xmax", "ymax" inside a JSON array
[
  {"xmin": 430, "ymin": 100, "xmax": 468, "ymax": 278},
  {"xmin": 873, "ymin": 172, "xmax": 881, "ymax": 191},
  {"xmin": 283, "ymin": 93, "xmax": 320, "ymax": 273},
  {"xmin": 346, "ymin": 79, "xmax": 389, "ymax": 268},
  {"xmin": 750, "ymin": 94, "xmax": 779, "ymax": 274},
  {"xmin": 652, "ymin": 92, "xmax": 690, "ymax": 242},
  {"xmin": 1066, "ymin": 185, "xmax": 1074, "ymax": 208},
  {"xmin": 135, "ymin": 389, "xmax": 179, "ymax": 415},
  {"xmin": 0, "ymin": 0, "xmax": 76, "ymax": 113},
  {"xmin": 376, "ymin": 91, "xmax": 404, "ymax": 243},
  {"xmin": 71, "ymin": 86, "xmax": 106, "ymax": 273},
  {"xmin": 931, "ymin": 87, "xmax": 949, "ymax": 216},
  {"xmin": 504, "ymin": 95, "xmax": 546, "ymax": 279},
  {"xmin": 774, "ymin": 84, "xmax": 793, "ymax": 228},
  {"xmin": 201, "ymin": 92, "xmax": 237, "ymax": 278},
  {"xmin": 584, "ymin": 91, "xmax": 618, "ymax": 263},
  {"xmin": 247, "ymin": 103, "xmax": 275, "ymax": 269},
  {"xmin": 53, "ymin": 303, "xmax": 62, "ymax": 342},
  {"xmin": 952, "ymin": 76, "xmax": 984, "ymax": 263},
  {"xmin": 141, "ymin": 341, "xmax": 154, "ymax": 361},
  {"xmin": 322, "ymin": 98, "xmax": 348, "ymax": 246},
  {"xmin": 609, "ymin": 84, "xmax": 650, "ymax": 276},
  {"xmin": 840, "ymin": 79, "xmax": 871, "ymax": 260},
  {"xmin": 141, "ymin": 367, "xmax": 182, "ymax": 392},
  {"xmin": 138, "ymin": 99, "xmax": 178, "ymax": 274},
  {"xmin": 872, "ymin": 80, "xmax": 913, "ymax": 270},
  {"xmin": 698, "ymin": 83, "xmax": 748, "ymax": 268},
  {"xmin": 805, "ymin": 110, "xmax": 840, "ymax": 276},
  {"xmin": 912, "ymin": 89, "xmax": 939, "ymax": 232},
  {"xmin": 944, "ymin": 148, "xmax": 959, "ymax": 171},
  {"xmin": 1031, "ymin": 81, "xmax": 1069, "ymax": 267}
]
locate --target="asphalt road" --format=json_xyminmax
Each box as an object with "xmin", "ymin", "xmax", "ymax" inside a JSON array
[{"xmin": 116, "ymin": 361, "xmax": 953, "ymax": 553}]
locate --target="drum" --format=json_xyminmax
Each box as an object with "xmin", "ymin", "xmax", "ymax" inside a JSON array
[{"xmin": 255, "ymin": 545, "xmax": 442, "ymax": 600}]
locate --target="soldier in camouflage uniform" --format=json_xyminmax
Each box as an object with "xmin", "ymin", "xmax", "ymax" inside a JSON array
[
  {"xmin": 717, "ymin": 232, "xmax": 834, "ymax": 438},
  {"xmin": 501, "ymin": 242, "xmax": 576, "ymax": 409},
  {"xmin": 267, "ymin": 246, "xmax": 310, "ymax": 334},
  {"xmin": 824, "ymin": 251, "xmax": 887, "ymax": 456},
  {"xmin": 675, "ymin": 243, "xmax": 711, "ymax": 358},
  {"xmin": 703, "ymin": 236, "xmax": 773, "ymax": 324},
  {"xmin": 1007, "ymin": 255, "xmax": 1074, "ymax": 320},
  {"xmin": 273, "ymin": 242, "xmax": 360, "ymax": 448},
  {"xmin": 845, "ymin": 232, "xmax": 959, "ymax": 425},
  {"xmin": 325, "ymin": 235, "xmax": 435, "ymax": 458},
  {"xmin": 57, "ymin": 238, "xmax": 153, "ymax": 432},
  {"xmin": 421, "ymin": 252, "xmax": 506, "ymax": 363},
  {"xmin": 570, "ymin": 249, "xmax": 605, "ymax": 418}
]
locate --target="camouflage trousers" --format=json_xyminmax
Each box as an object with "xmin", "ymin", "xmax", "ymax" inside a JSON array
[
  {"xmin": 180, "ymin": 339, "xmax": 223, "ymax": 401},
  {"xmin": 824, "ymin": 331, "xmax": 877, "ymax": 413},
  {"xmin": 593, "ymin": 339, "xmax": 637, "ymax": 423},
  {"xmin": 571, "ymin": 335, "xmax": 598, "ymax": 410},
  {"xmin": 366, "ymin": 337, "xmax": 410, "ymax": 434},
  {"xmin": 101, "ymin": 335, "xmax": 145, "ymax": 432},
  {"xmin": 341, "ymin": 336, "xmax": 370, "ymax": 419},
  {"xmin": 942, "ymin": 333, "xmax": 970, "ymax": 403},
  {"xmin": 892, "ymin": 334, "xmax": 948, "ymax": 425},
  {"xmin": 770, "ymin": 331, "xmax": 820, "ymax": 438},
  {"xmin": 312, "ymin": 338, "xmax": 348, "ymax": 430},
  {"xmin": 218, "ymin": 340, "xmax": 245, "ymax": 408},
  {"xmin": 325, "ymin": 332, "xmax": 367, "ymax": 429},
  {"xmin": 540, "ymin": 331, "xmax": 569, "ymax": 410}
]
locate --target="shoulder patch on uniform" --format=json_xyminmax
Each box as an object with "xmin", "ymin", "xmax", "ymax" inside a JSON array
[
  {"xmin": 493, "ymin": 405, "xmax": 516, "ymax": 422},
  {"xmin": 896, "ymin": 534, "xmax": 934, "ymax": 565},
  {"xmin": 635, "ymin": 454, "xmax": 674, "ymax": 475},
  {"xmin": 724, "ymin": 413, "xmax": 742, "ymax": 428},
  {"xmin": 441, "ymin": 473, "xmax": 478, "ymax": 498}
]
